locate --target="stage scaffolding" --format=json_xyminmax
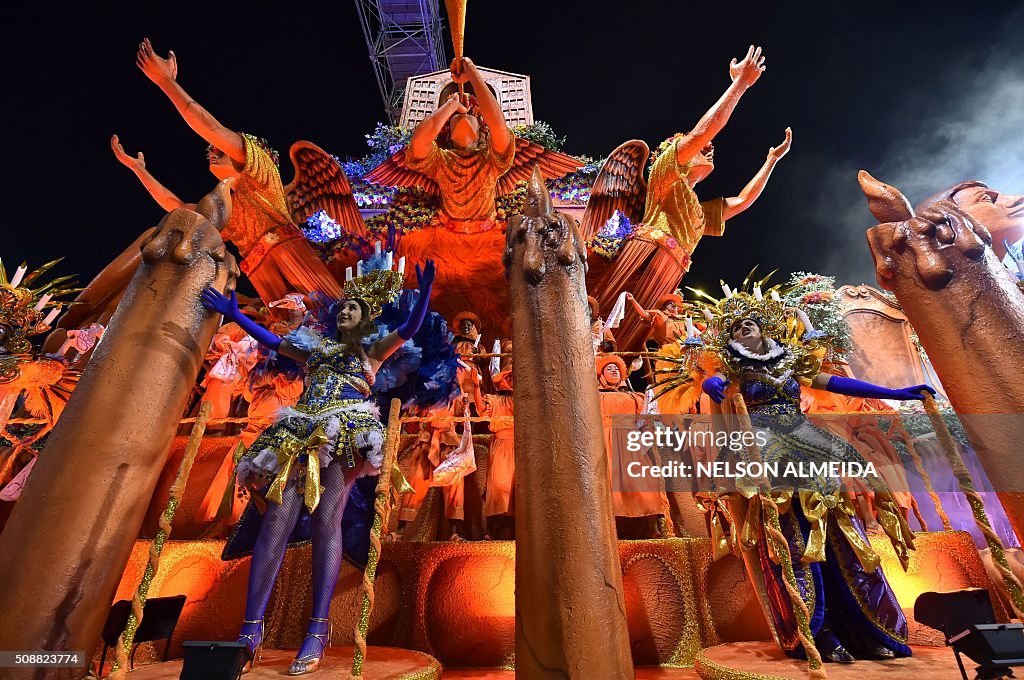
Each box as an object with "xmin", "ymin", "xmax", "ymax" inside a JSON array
[{"xmin": 354, "ymin": 0, "xmax": 447, "ymax": 123}]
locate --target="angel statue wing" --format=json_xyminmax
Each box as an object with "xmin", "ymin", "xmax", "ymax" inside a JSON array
[
  {"xmin": 579, "ymin": 140, "xmax": 650, "ymax": 241},
  {"xmin": 496, "ymin": 138, "xmax": 584, "ymax": 194},
  {"xmin": 284, "ymin": 141, "xmax": 369, "ymax": 239},
  {"xmin": 362, "ymin": 137, "xmax": 585, "ymax": 197}
]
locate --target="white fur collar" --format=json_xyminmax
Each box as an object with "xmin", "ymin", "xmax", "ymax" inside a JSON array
[{"xmin": 728, "ymin": 337, "xmax": 785, "ymax": 361}]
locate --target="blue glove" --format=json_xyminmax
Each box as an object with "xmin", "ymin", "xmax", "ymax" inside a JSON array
[
  {"xmin": 200, "ymin": 288, "xmax": 282, "ymax": 351},
  {"xmin": 397, "ymin": 260, "xmax": 436, "ymax": 340},
  {"xmin": 826, "ymin": 375, "xmax": 935, "ymax": 401},
  {"xmin": 702, "ymin": 375, "xmax": 730, "ymax": 404}
]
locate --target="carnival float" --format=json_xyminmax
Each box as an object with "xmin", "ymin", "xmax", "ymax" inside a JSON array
[{"xmin": 1, "ymin": 3, "xmax": 1024, "ymax": 680}]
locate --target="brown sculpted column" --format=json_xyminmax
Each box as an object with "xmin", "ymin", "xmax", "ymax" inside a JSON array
[
  {"xmin": 503, "ymin": 168, "xmax": 634, "ymax": 679},
  {"xmin": 0, "ymin": 181, "xmax": 238, "ymax": 677},
  {"xmin": 859, "ymin": 171, "xmax": 1024, "ymax": 542}
]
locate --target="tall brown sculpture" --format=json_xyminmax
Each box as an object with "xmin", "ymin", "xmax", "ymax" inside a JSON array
[
  {"xmin": 503, "ymin": 168, "xmax": 634, "ymax": 679},
  {"xmin": 859, "ymin": 170, "xmax": 1024, "ymax": 542},
  {"xmin": 0, "ymin": 181, "xmax": 237, "ymax": 677}
]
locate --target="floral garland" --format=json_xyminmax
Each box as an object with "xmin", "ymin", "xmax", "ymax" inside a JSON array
[
  {"xmin": 781, "ymin": 272, "xmax": 852, "ymax": 361},
  {"xmin": 589, "ymin": 210, "xmax": 634, "ymax": 259},
  {"xmin": 548, "ymin": 156, "xmax": 602, "ymax": 205}
]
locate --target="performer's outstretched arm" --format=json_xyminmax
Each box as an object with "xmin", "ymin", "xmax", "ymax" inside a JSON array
[
  {"xmin": 724, "ymin": 128, "xmax": 792, "ymax": 220},
  {"xmin": 110, "ymin": 135, "xmax": 195, "ymax": 212},
  {"xmin": 367, "ymin": 260, "xmax": 437, "ymax": 367},
  {"xmin": 409, "ymin": 95, "xmax": 466, "ymax": 160},
  {"xmin": 136, "ymin": 38, "xmax": 245, "ymax": 164},
  {"xmin": 199, "ymin": 288, "xmax": 314, "ymax": 362},
  {"xmin": 452, "ymin": 57, "xmax": 512, "ymax": 154},
  {"xmin": 815, "ymin": 374, "xmax": 936, "ymax": 401},
  {"xmin": 675, "ymin": 45, "xmax": 765, "ymax": 165},
  {"xmin": 625, "ymin": 293, "xmax": 653, "ymax": 323}
]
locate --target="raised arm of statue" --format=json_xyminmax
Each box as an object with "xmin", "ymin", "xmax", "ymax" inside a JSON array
[
  {"xmin": 135, "ymin": 38, "xmax": 245, "ymax": 165},
  {"xmin": 110, "ymin": 134, "xmax": 195, "ymax": 212},
  {"xmin": 724, "ymin": 127, "xmax": 791, "ymax": 220},
  {"xmin": 452, "ymin": 57, "xmax": 512, "ymax": 154},
  {"xmin": 408, "ymin": 94, "xmax": 466, "ymax": 160},
  {"xmin": 675, "ymin": 45, "xmax": 765, "ymax": 165}
]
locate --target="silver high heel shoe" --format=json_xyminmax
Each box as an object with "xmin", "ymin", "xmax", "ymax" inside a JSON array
[
  {"xmin": 287, "ymin": 616, "xmax": 331, "ymax": 675},
  {"xmin": 237, "ymin": 619, "xmax": 264, "ymax": 674}
]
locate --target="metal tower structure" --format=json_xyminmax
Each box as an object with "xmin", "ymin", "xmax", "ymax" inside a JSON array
[{"xmin": 355, "ymin": 0, "xmax": 447, "ymax": 124}]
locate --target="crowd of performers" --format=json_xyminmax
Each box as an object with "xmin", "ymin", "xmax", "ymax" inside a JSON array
[{"xmin": 4, "ymin": 38, "xmax": 1009, "ymax": 675}]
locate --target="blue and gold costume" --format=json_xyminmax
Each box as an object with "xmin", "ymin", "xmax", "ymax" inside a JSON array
[
  {"xmin": 723, "ymin": 339, "xmax": 912, "ymax": 660},
  {"xmin": 224, "ymin": 329, "xmax": 385, "ymax": 560}
]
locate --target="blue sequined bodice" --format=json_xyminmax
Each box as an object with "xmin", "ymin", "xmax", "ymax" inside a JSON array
[
  {"xmin": 742, "ymin": 376, "xmax": 802, "ymax": 408},
  {"xmin": 299, "ymin": 338, "xmax": 372, "ymax": 410}
]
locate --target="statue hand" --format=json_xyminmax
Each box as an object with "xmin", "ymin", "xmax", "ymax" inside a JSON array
[
  {"xmin": 445, "ymin": 93, "xmax": 469, "ymax": 114},
  {"xmin": 136, "ymin": 37, "xmax": 178, "ymax": 85},
  {"xmin": 450, "ymin": 57, "xmax": 475, "ymax": 84},
  {"xmin": 769, "ymin": 127, "xmax": 792, "ymax": 161},
  {"xmin": 729, "ymin": 45, "xmax": 765, "ymax": 89},
  {"xmin": 111, "ymin": 134, "xmax": 145, "ymax": 171}
]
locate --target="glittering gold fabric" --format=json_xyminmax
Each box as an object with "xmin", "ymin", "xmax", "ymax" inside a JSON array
[
  {"xmin": 634, "ymin": 139, "xmax": 725, "ymax": 265},
  {"xmin": 405, "ymin": 138, "xmax": 515, "ymax": 228},
  {"xmin": 221, "ymin": 134, "xmax": 293, "ymax": 257}
]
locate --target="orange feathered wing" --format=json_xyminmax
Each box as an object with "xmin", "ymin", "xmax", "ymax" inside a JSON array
[
  {"xmin": 362, "ymin": 137, "xmax": 584, "ymax": 197},
  {"xmin": 579, "ymin": 139, "xmax": 649, "ymax": 241},
  {"xmin": 284, "ymin": 141, "xmax": 368, "ymax": 238}
]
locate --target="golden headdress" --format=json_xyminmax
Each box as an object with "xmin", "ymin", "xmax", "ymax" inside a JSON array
[
  {"xmin": 0, "ymin": 258, "xmax": 80, "ymax": 382},
  {"xmin": 341, "ymin": 249, "xmax": 405, "ymax": 320},
  {"xmin": 651, "ymin": 270, "xmax": 828, "ymax": 398}
]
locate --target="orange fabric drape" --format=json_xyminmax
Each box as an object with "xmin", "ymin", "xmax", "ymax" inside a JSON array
[{"xmin": 594, "ymin": 240, "xmax": 686, "ymax": 351}]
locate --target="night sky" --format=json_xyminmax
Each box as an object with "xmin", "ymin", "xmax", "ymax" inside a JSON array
[{"xmin": 3, "ymin": 2, "xmax": 1023, "ymax": 296}]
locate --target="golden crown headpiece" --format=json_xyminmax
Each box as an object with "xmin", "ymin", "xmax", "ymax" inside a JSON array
[
  {"xmin": 341, "ymin": 246, "xmax": 406, "ymax": 320},
  {"xmin": 686, "ymin": 269, "xmax": 790, "ymax": 350},
  {"xmin": 0, "ymin": 258, "xmax": 80, "ymax": 382}
]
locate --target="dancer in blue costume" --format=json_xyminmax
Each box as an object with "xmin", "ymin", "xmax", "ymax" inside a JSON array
[
  {"xmin": 201, "ymin": 257, "xmax": 435, "ymax": 675},
  {"xmin": 659, "ymin": 289, "xmax": 933, "ymax": 665}
]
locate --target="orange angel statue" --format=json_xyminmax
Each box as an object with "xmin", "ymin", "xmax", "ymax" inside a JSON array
[
  {"xmin": 364, "ymin": 57, "xmax": 583, "ymax": 234},
  {"xmin": 62, "ymin": 39, "xmax": 369, "ymax": 335},
  {"xmin": 582, "ymin": 46, "xmax": 792, "ymax": 350}
]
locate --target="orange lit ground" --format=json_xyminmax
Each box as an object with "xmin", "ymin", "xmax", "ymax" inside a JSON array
[
  {"xmin": 695, "ymin": 642, "xmax": 958, "ymax": 680},
  {"xmin": 443, "ymin": 669, "xmax": 701, "ymax": 679},
  {"xmin": 126, "ymin": 647, "xmax": 440, "ymax": 679},
  {"xmin": 111, "ymin": 531, "xmax": 999, "ymax": 674}
]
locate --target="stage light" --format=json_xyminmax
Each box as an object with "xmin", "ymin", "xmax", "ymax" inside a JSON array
[
  {"xmin": 915, "ymin": 589, "xmax": 1024, "ymax": 680},
  {"xmin": 179, "ymin": 641, "xmax": 250, "ymax": 680}
]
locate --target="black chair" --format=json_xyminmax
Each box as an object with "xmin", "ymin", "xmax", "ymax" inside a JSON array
[{"xmin": 97, "ymin": 595, "xmax": 187, "ymax": 673}]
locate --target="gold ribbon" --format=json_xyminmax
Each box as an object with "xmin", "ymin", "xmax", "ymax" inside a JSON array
[
  {"xmin": 798, "ymin": 490, "xmax": 880, "ymax": 571},
  {"xmin": 265, "ymin": 426, "xmax": 329, "ymax": 514},
  {"xmin": 738, "ymin": 489, "xmax": 794, "ymax": 564},
  {"xmin": 696, "ymin": 492, "xmax": 737, "ymax": 561},
  {"xmin": 873, "ymin": 491, "xmax": 915, "ymax": 570},
  {"xmin": 391, "ymin": 463, "xmax": 414, "ymax": 495}
]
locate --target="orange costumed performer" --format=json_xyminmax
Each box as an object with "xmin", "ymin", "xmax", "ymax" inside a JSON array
[
  {"xmin": 396, "ymin": 397, "xmax": 466, "ymax": 540},
  {"xmin": 584, "ymin": 46, "xmax": 792, "ymax": 350},
  {"xmin": 471, "ymin": 369, "xmax": 514, "ymax": 538},
  {"xmin": 597, "ymin": 355, "xmax": 665, "ymax": 537}
]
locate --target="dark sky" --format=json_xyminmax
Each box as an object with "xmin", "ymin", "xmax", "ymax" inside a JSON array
[{"xmin": 3, "ymin": 2, "xmax": 1022, "ymax": 295}]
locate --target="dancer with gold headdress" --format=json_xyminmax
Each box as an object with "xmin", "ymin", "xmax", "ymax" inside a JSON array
[
  {"xmin": 656, "ymin": 287, "xmax": 932, "ymax": 664},
  {"xmin": 201, "ymin": 257, "xmax": 435, "ymax": 675}
]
